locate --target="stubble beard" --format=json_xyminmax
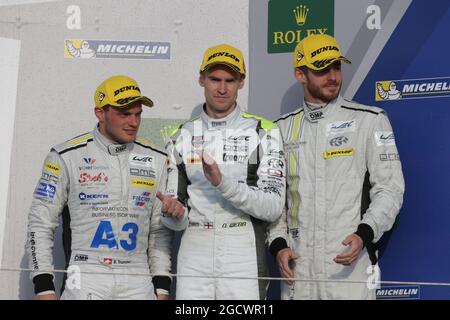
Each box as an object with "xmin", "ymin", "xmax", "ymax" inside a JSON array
[{"xmin": 307, "ymin": 81, "xmax": 341, "ymax": 103}]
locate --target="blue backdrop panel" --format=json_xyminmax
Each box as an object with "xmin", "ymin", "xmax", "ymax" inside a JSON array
[{"xmin": 354, "ymin": 0, "xmax": 450, "ymax": 299}]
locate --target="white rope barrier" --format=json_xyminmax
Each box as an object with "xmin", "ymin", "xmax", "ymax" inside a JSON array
[{"xmin": 1, "ymin": 266, "xmax": 449, "ymax": 287}]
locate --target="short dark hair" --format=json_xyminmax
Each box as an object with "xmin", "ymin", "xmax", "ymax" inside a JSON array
[
  {"xmin": 297, "ymin": 66, "xmax": 309, "ymax": 74},
  {"xmin": 201, "ymin": 64, "xmax": 244, "ymax": 81}
]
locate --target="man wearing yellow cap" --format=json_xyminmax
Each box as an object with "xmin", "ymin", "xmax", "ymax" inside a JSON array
[
  {"xmin": 27, "ymin": 75, "xmax": 179, "ymax": 300},
  {"xmin": 268, "ymin": 34, "xmax": 405, "ymax": 299},
  {"xmin": 160, "ymin": 44, "xmax": 286, "ymax": 299}
]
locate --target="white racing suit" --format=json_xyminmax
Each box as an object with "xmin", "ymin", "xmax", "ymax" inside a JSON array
[
  {"xmin": 27, "ymin": 126, "xmax": 173, "ymax": 299},
  {"xmin": 162, "ymin": 105, "xmax": 286, "ymax": 299},
  {"xmin": 268, "ymin": 96, "xmax": 404, "ymax": 299}
]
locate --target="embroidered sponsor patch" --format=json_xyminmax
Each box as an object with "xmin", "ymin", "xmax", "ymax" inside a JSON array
[
  {"xmin": 45, "ymin": 162, "xmax": 61, "ymax": 175},
  {"xmin": 326, "ymin": 120, "xmax": 356, "ymax": 136},
  {"xmin": 323, "ymin": 148, "xmax": 354, "ymax": 159},
  {"xmin": 374, "ymin": 131, "xmax": 395, "ymax": 146},
  {"xmin": 34, "ymin": 182, "xmax": 56, "ymax": 198},
  {"xmin": 131, "ymin": 178, "xmax": 156, "ymax": 189}
]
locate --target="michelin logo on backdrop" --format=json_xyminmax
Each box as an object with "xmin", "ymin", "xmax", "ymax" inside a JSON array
[
  {"xmin": 65, "ymin": 39, "xmax": 171, "ymax": 60},
  {"xmin": 376, "ymin": 76, "xmax": 450, "ymax": 101},
  {"xmin": 376, "ymin": 286, "xmax": 420, "ymax": 300}
]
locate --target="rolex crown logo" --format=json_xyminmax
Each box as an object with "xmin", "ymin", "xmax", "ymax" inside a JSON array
[{"xmin": 293, "ymin": 5, "xmax": 309, "ymax": 26}]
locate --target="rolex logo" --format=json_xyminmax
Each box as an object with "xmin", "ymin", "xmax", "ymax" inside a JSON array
[
  {"xmin": 268, "ymin": 0, "xmax": 334, "ymax": 53},
  {"xmin": 293, "ymin": 5, "xmax": 309, "ymax": 26}
]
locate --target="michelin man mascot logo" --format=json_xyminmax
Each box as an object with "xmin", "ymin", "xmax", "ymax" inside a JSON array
[
  {"xmin": 65, "ymin": 40, "xmax": 96, "ymax": 59},
  {"xmin": 377, "ymin": 81, "xmax": 402, "ymax": 100}
]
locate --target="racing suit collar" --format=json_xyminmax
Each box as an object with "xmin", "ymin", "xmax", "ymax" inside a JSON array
[
  {"xmin": 303, "ymin": 95, "xmax": 341, "ymax": 123},
  {"xmin": 200, "ymin": 103, "xmax": 242, "ymax": 130},
  {"xmin": 93, "ymin": 125, "xmax": 132, "ymax": 156}
]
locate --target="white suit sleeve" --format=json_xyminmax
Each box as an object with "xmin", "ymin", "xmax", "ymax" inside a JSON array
[
  {"xmin": 148, "ymin": 156, "xmax": 174, "ymax": 292},
  {"xmin": 358, "ymin": 112, "xmax": 405, "ymax": 243},
  {"xmin": 159, "ymin": 136, "xmax": 189, "ymax": 231},
  {"xmin": 27, "ymin": 150, "xmax": 69, "ymax": 292},
  {"xmin": 216, "ymin": 126, "xmax": 286, "ymax": 223}
]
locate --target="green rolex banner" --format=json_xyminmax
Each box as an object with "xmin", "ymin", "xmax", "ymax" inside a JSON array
[{"xmin": 268, "ymin": 0, "xmax": 335, "ymax": 53}]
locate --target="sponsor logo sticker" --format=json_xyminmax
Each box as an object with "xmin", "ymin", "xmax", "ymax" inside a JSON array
[
  {"xmin": 267, "ymin": 0, "xmax": 335, "ymax": 53},
  {"xmin": 131, "ymin": 178, "xmax": 156, "ymax": 189},
  {"xmin": 41, "ymin": 172, "xmax": 59, "ymax": 185},
  {"xmin": 130, "ymin": 154, "xmax": 154, "ymax": 167},
  {"xmin": 374, "ymin": 131, "xmax": 395, "ymax": 146},
  {"xmin": 130, "ymin": 167, "xmax": 156, "ymax": 178},
  {"xmin": 65, "ymin": 39, "xmax": 171, "ymax": 60},
  {"xmin": 79, "ymin": 172, "xmax": 109, "ymax": 183},
  {"xmin": 376, "ymin": 77, "xmax": 450, "ymax": 101},
  {"xmin": 329, "ymin": 136, "xmax": 348, "ymax": 147},
  {"xmin": 34, "ymin": 182, "xmax": 56, "ymax": 198},
  {"xmin": 326, "ymin": 120, "xmax": 355, "ymax": 136},
  {"xmin": 379, "ymin": 153, "xmax": 400, "ymax": 161},
  {"xmin": 323, "ymin": 148, "xmax": 354, "ymax": 159},
  {"xmin": 376, "ymin": 285, "xmax": 420, "ymax": 300},
  {"xmin": 45, "ymin": 162, "xmax": 61, "ymax": 175},
  {"xmin": 79, "ymin": 193, "xmax": 109, "ymax": 200},
  {"xmin": 133, "ymin": 191, "xmax": 152, "ymax": 207}
]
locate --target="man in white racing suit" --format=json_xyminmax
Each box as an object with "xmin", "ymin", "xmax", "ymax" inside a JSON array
[
  {"xmin": 159, "ymin": 44, "xmax": 286, "ymax": 299},
  {"xmin": 268, "ymin": 35, "xmax": 405, "ymax": 299},
  {"xmin": 27, "ymin": 75, "xmax": 173, "ymax": 300}
]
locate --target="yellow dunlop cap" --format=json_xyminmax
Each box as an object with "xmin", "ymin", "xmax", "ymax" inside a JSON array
[
  {"xmin": 199, "ymin": 44, "xmax": 246, "ymax": 78},
  {"xmin": 293, "ymin": 34, "xmax": 351, "ymax": 71},
  {"xmin": 94, "ymin": 75, "xmax": 153, "ymax": 108}
]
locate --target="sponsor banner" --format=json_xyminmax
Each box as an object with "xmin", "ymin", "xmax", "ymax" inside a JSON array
[
  {"xmin": 376, "ymin": 285, "xmax": 420, "ymax": 300},
  {"xmin": 376, "ymin": 77, "xmax": 450, "ymax": 101},
  {"xmin": 267, "ymin": 0, "xmax": 334, "ymax": 53},
  {"xmin": 64, "ymin": 39, "xmax": 171, "ymax": 60}
]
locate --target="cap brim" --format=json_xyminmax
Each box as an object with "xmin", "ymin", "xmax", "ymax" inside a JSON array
[
  {"xmin": 338, "ymin": 56, "xmax": 351, "ymax": 65},
  {"xmin": 109, "ymin": 96, "xmax": 154, "ymax": 108},
  {"xmin": 201, "ymin": 62, "xmax": 245, "ymax": 78},
  {"xmin": 138, "ymin": 96, "xmax": 154, "ymax": 108},
  {"xmin": 308, "ymin": 56, "xmax": 351, "ymax": 71}
]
